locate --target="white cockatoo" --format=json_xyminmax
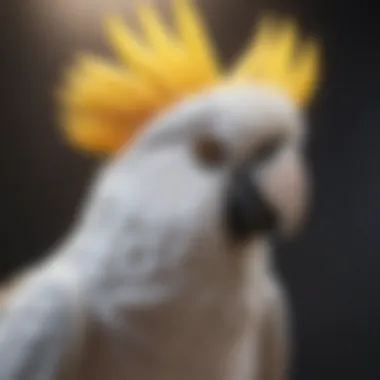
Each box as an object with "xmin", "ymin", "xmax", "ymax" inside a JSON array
[{"xmin": 0, "ymin": 1, "xmax": 320, "ymax": 379}]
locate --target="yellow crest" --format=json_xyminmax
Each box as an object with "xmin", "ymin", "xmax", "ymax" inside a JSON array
[{"xmin": 58, "ymin": 0, "xmax": 321, "ymax": 155}]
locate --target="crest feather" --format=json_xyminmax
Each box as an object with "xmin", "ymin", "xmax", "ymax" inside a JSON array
[{"xmin": 58, "ymin": 0, "xmax": 321, "ymax": 155}]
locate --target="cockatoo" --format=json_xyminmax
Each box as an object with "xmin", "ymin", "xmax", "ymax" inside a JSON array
[{"xmin": 0, "ymin": 1, "xmax": 320, "ymax": 379}]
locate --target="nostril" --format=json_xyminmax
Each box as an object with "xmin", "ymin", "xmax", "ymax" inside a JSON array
[{"xmin": 225, "ymin": 171, "xmax": 277, "ymax": 241}]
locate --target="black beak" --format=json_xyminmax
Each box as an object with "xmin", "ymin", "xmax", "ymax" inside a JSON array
[{"xmin": 225, "ymin": 169, "xmax": 277, "ymax": 241}]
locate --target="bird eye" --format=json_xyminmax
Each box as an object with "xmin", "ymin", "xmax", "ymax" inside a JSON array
[
  {"xmin": 194, "ymin": 135, "xmax": 227, "ymax": 168},
  {"xmin": 254, "ymin": 135, "xmax": 283, "ymax": 163}
]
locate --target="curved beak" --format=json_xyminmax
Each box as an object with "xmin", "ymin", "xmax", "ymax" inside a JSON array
[{"xmin": 225, "ymin": 167, "xmax": 278, "ymax": 241}]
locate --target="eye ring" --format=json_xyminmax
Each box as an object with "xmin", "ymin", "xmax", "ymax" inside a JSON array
[{"xmin": 194, "ymin": 135, "xmax": 227, "ymax": 168}]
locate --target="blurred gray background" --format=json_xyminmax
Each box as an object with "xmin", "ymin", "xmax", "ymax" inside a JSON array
[{"xmin": 1, "ymin": 0, "xmax": 380, "ymax": 379}]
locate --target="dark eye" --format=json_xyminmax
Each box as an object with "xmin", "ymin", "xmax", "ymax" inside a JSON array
[
  {"xmin": 254, "ymin": 135, "xmax": 283, "ymax": 163},
  {"xmin": 194, "ymin": 135, "xmax": 227, "ymax": 168}
]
